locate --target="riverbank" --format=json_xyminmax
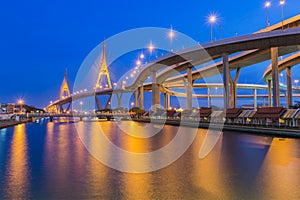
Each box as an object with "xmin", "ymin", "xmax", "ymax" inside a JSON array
[
  {"xmin": 132, "ymin": 118, "xmax": 300, "ymax": 138},
  {"xmin": 0, "ymin": 119, "xmax": 32, "ymax": 129}
]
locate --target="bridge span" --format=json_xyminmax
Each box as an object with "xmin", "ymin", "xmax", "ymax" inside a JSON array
[{"xmin": 47, "ymin": 14, "xmax": 300, "ymax": 112}]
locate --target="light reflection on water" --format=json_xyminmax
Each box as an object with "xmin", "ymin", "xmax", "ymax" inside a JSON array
[
  {"xmin": 0, "ymin": 121, "xmax": 300, "ymax": 199},
  {"xmin": 4, "ymin": 124, "xmax": 30, "ymax": 199}
]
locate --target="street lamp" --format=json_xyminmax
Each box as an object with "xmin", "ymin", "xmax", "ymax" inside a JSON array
[
  {"xmin": 168, "ymin": 27, "xmax": 175, "ymax": 51},
  {"xmin": 265, "ymin": 1, "xmax": 271, "ymax": 27},
  {"xmin": 148, "ymin": 41, "xmax": 154, "ymax": 54},
  {"xmin": 295, "ymin": 79, "xmax": 299, "ymax": 88},
  {"xmin": 140, "ymin": 53, "xmax": 145, "ymax": 59},
  {"xmin": 18, "ymin": 99, "xmax": 24, "ymax": 113},
  {"xmin": 130, "ymin": 102, "xmax": 134, "ymax": 108},
  {"xmin": 79, "ymin": 101, "xmax": 83, "ymax": 112},
  {"xmin": 280, "ymin": 73, "xmax": 284, "ymax": 83},
  {"xmin": 280, "ymin": 0, "xmax": 285, "ymax": 30},
  {"xmin": 136, "ymin": 60, "xmax": 141, "ymax": 66},
  {"xmin": 208, "ymin": 15, "xmax": 217, "ymax": 42}
]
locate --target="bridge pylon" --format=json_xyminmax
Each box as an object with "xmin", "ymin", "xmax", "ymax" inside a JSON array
[
  {"xmin": 94, "ymin": 41, "xmax": 112, "ymax": 90},
  {"xmin": 60, "ymin": 69, "xmax": 71, "ymax": 99}
]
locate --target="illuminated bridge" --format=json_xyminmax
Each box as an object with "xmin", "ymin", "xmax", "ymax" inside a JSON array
[{"xmin": 46, "ymin": 14, "xmax": 300, "ymax": 114}]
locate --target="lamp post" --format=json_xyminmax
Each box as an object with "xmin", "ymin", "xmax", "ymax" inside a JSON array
[
  {"xmin": 280, "ymin": 73, "xmax": 284, "ymax": 83},
  {"xmin": 168, "ymin": 27, "xmax": 175, "ymax": 51},
  {"xmin": 130, "ymin": 102, "xmax": 134, "ymax": 109},
  {"xmin": 18, "ymin": 99, "xmax": 24, "ymax": 114},
  {"xmin": 79, "ymin": 101, "xmax": 83, "ymax": 112},
  {"xmin": 295, "ymin": 79, "xmax": 299, "ymax": 89},
  {"xmin": 136, "ymin": 60, "xmax": 141, "ymax": 66},
  {"xmin": 265, "ymin": 1, "xmax": 271, "ymax": 27},
  {"xmin": 147, "ymin": 41, "xmax": 155, "ymax": 61},
  {"xmin": 18, "ymin": 100, "xmax": 24, "ymax": 113},
  {"xmin": 139, "ymin": 53, "xmax": 145, "ymax": 62},
  {"xmin": 280, "ymin": 0, "xmax": 285, "ymax": 30},
  {"xmin": 209, "ymin": 15, "xmax": 217, "ymax": 42}
]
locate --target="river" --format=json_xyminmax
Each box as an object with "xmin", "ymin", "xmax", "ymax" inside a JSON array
[{"xmin": 0, "ymin": 120, "xmax": 299, "ymax": 199}]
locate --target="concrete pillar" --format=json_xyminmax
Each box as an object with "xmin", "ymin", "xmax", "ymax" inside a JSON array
[
  {"xmin": 223, "ymin": 53, "xmax": 230, "ymax": 110},
  {"xmin": 207, "ymin": 87, "xmax": 211, "ymax": 108},
  {"xmin": 151, "ymin": 71, "xmax": 160, "ymax": 108},
  {"xmin": 167, "ymin": 94, "xmax": 171, "ymax": 109},
  {"xmin": 105, "ymin": 94, "xmax": 112, "ymax": 109},
  {"xmin": 186, "ymin": 67, "xmax": 193, "ymax": 110},
  {"xmin": 286, "ymin": 66, "xmax": 292, "ymax": 108},
  {"xmin": 254, "ymin": 88, "xmax": 257, "ymax": 110},
  {"xmin": 232, "ymin": 68, "xmax": 240, "ymax": 108},
  {"xmin": 163, "ymin": 93, "xmax": 167, "ymax": 110},
  {"xmin": 134, "ymin": 89, "xmax": 138, "ymax": 108},
  {"xmin": 229, "ymin": 82, "xmax": 234, "ymax": 108},
  {"xmin": 95, "ymin": 96, "xmax": 102, "ymax": 110},
  {"xmin": 139, "ymin": 86, "xmax": 144, "ymax": 110},
  {"xmin": 117, "ymin": 93, "xmax": 123, "ymax": 108},
  {"xmin": 59, "ymin": 105, "xmax": 64, "ymax": 113},
  {"xmin": 268, "ymin": 79, "xmax": 272, "ymax": 107},
  {"xmin": 271, "ymin": 47, "xmax": 280, "ymax": 107}
]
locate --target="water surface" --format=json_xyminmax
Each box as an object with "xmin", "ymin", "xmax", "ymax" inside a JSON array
[{"xmin": 0, "ymin": 120, "xmax": 299, "ymax": 199}]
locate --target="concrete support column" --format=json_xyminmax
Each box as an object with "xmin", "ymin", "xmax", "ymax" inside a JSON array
[
  {"xmin": 117, "ymin": 93, "xmax": 123, "ymax": 108},
  {"xmin": 286, "ymin": 66, "xmax": 292, "ymax": 108},
  {"xmin": 268, "ymin": 79, "xmax": 272, "ymax": 107},
  {"xmin": 139, "ymin": 86, "xmax": 144, "ymax": 110},
  {"xmin": 163, "ymin": 93, "xmax": 167, "ymax": 110},
  {"xmin": 134, "ymin": 89, "xmax": 138, "ymax": 108},
  {"xmin": 229, "ymin": 82, "xmax": 234, "ymax": 108},
  {"xmin": 232, "ymin": 68, "xmax": 241, "ymax": 108},
  {"xmin": 223, "ymin": 53, "xmax": 230, "ymax": 110},
  {"xmin": 167, "ymin": 94, "xmax": 171, "ymax": 109},
  {"xmin": 151, "ymin": 71, "xmax": 160, "ymax": 108},
  {"xmin": 271, "ymin": 47, "xmax": 280, "ymax": 107},
  {"xmin": 186, "ymin": 67, "xmax": 193, "ymax": 110},
  {"xmin": 207, "ymin": 88, "xmax": 211, "ymax": 108},
  {"xmin": 105, "ymin": 94, "xmax": 112, "ymax": 109},
  {"xmin": 254, "ymin": 88, "xmax": 257, "ymax": 110}
]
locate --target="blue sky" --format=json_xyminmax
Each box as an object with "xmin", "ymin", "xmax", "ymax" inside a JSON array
[{"xmin": 0, "ymin": 0, "xmax": 299, "ymax": 108}]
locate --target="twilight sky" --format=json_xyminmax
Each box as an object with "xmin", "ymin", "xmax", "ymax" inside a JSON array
[{"xmin": 0, "ymin": 0, "xmax": 299, "ymax": 108}]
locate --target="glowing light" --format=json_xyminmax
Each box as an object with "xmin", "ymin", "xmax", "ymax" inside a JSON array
[
  {"xmin": 79, "ymin": 101, "xmax": 83, "ymax": 105},
  {"xmin": 280, "ymin": 0, "xmax": 285, "ymax": 5},
  {"xmin": 136, "ymin": 60, "xmax": 141, "ymax": 66},
  {"xmin": 148, "ymin": 41, "xmax": 154, "ymax": 53},
  {"xmin": 265, "ymin": 1, "xmax": 271, "ymax": 7},
  {"xmin": 168, "ymin": 28, "xmax": 175, "ymax": 40},
  {"xmin": 209, "ymin": 15, "xmax": 217, "ymax": 23},
  {"xmin": 140, "ymin": 53, "xmax": 145, "ymax": 59},
  {"xmin": 131, "ymin": 102, "xmax": 135, "ymax": 106},
  {"xmin": 18, "ymin": 99, "xmax": 24, "ymax": 105}
]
